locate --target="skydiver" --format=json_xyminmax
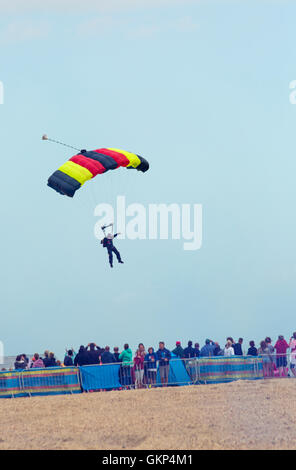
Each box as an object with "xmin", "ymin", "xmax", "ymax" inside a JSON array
[{"xmin": 101, "ymin": 232, "xmax": 124, "ymax": 268}]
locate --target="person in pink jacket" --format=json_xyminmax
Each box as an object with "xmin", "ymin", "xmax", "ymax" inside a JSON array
[
  {"xmin": 133, "ymin": 349, "xmax": 145, "ymax": 389},
  {"xmin": 31, "ymin": 353, "xmax": 45, "ymax": 369}
]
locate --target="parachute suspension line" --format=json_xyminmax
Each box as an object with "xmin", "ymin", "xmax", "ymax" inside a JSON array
[
  {"xmin": 42, "ymin": 134, "xmax": 81, "ymax": 152},
  {"xmin": 101, "ymin": 223, "xmax": 113, "ymax": 237}
]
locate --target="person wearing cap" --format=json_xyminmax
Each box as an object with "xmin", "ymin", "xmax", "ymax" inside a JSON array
[
  {"xmin": 101, "ymin": 232, "xmax": 124, "ymax": 268},
  {"xmin": 172, "ymin": 341, "xmax": 184, "ymax": 358}
]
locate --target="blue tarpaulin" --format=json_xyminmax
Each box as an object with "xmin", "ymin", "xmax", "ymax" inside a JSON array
[
  {"xmin": 79, "ymin": 359, "xmax": 191, "ymax": 391},
  {"xmin": 80, "ymin": 364, "xmax": 122, "ymax": 390}
]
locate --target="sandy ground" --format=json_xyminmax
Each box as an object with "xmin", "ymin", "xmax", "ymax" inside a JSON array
[{"xmin": 1, "ymin": 378, "xmax": 296, "ymax": 450}]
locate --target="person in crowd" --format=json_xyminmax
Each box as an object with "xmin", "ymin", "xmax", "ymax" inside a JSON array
[
  {"xmin": 113, "ymin": 347, "xmax": 121, "ymax": 363},
  {"xmin": 213, "ymin": 342, "xmax": 223, "ymax": 356},
  {"xmin": 247, "ymin": 341, "xmax": 257, "ymax": 356},
  {"xmin": 274, "ymin": 335, "xmax": 289, "ymax": 377},
  {"xmin": 234, "ymin": 338, "xmax": 244, "ymax": 355},
  {"xmin": 224, "ymin": 340, "xmax": 235, "ymax": 357},
  {"xmin": 183, "ymin": 341, "xmax": 198, "ymax": 382},
  {"xmin": 85, "ymin": 343, "xmax": 102, "ymax": 364},
  {"xmin": 28, "ymin": 356, "xmax": 35, "ymax": 368},
  {"xmin": 200, "ymin": 339, "xmax": 215, "ymax": 357},
  {"xmin": 119, "ymin": 344, "xmax": 133, "ymax": 388},
  {"xmin": 289, "ymin": 332, "xmax": 296, "ymax": 350},
  {"xmin": 183, "ymin": 341, "xmax": 196, "ymax": 359},
  {"xmin": 31, "ymin": 353, "xmax": 45, "ymax": 369},
  {"xmin": 56, "ymin": 360, "xmax": 62, "ymax": 367},
  {"xmin": 133, "ymin": 349, "xmax": 145, "ymax": 389},
  {"xmin": 227, "ymin": 337, "xmax": 235, "ymax": 347},
  {"xmin": 194, "ymin": 343, "xmax": 200, "ymax": 357},
  {"xmin": 265, "ymin": 337, "xmax": 275, "ymax": 367},
  {"xmin": 14, "ymin": 355, "xmax": 26, "ymax": 370},
  {"xmin": 289, "ymin": 333, "xmax": 296, "ymax": 377},
  {"xmin": 144, "ymin": 347, "xmax": 157, "ymax": 387},
  {"xmin": 156, "ymin": 342, "xmax": 171, "ymax": 387},
  {"xmin": 265, "ymin": 337, "xmax": 275, "ymax": 355},
  {"xmin": 64, "ymin": 349, "xmax": 75, "ymax": 366},
  {"xmin": 258, "ymin": 341, "xmax": 273, "ymax": 377},
  {"xmin": 172, "ymin": 341, "xmax": 184, "ymax": 358},
  {"xmin": 137, "ymin": 343, "xmax": 146, "ymax": 359},
  {"xmin": 101, "ymin": 346, "xmax": 115, "ymax": 364},
  {"xmin": 22, "ymin": 354, "xmax": 29, "ymax": 367},
  {"xmin": 227, "ymin": 337, "xmax": 237, "ymax": 352},
  {"xmin": 42, "ymin": 350, "xmax": 50, "ymax": 367},
  {"xmin": 74, "ymin": 346, "xmax": 89, "ymax": 366},
  {"xmin": 47, "ymin": 352, "xmax": 57, "ymax": 367}
]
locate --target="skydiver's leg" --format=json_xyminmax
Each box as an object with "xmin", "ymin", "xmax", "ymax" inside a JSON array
[
  {"xmin": 112, "ymin": 246, "xmax": 123, "ymax": 263},
  {"xmin": 108, "ymin": 249, "xmax": 113, "ymax": 267}
]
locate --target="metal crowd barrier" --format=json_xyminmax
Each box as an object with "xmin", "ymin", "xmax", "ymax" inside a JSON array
[
  {"xmin": 0, "ymin": 367, "xmax": 81, "ymax": 398},
  {"xmin": 0, "ymin": 354, "xmax": 294, "ymax": 398},
  {"xmin": 78, "ymin": 356, "xmax": 265, "ymax": 391}
]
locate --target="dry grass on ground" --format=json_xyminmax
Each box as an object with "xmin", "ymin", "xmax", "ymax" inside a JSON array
[{"xmin": 1, "ymin": 379, "xmax": 296, "ymax": 450}]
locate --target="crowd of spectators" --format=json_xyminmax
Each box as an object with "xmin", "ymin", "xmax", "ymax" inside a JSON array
[{"xmin": 3, "ymin": 334, "xmax": 296, "ymax": 387}]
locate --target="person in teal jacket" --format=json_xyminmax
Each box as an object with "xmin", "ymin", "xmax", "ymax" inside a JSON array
[{"xmin": 119, "ymin": 344, "xmax": 133, "ymax": 387}]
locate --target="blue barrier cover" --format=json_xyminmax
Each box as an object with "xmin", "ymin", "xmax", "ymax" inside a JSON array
[
  {"xmin": 80, "ymin": 360, "xmax": 192, "ymax": 391},
  {"xmin": 80, "ymin": 364, "xmax": 122, "ymax": 391},
  {"xmin": 166, "ymin": 359, "xmax": 192, "ymax": 385}
]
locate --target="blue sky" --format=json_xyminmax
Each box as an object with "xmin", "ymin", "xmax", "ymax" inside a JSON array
[{"xmin": 1, "ymin": 0, "xmax": 296, "ymax": 358}]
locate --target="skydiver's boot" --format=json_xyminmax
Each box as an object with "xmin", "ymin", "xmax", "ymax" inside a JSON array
[{"xmin": 119, "ymin": 261, "xmax": 124, "ymax": 264}]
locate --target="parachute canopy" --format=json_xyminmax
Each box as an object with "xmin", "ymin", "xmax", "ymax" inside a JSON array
[{"xmin": 47, "ymin": 148, "xmax": 149, "ymax": 197}]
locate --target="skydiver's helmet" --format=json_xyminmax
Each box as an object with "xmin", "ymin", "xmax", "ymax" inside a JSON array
[{"xmin": 107, "ymin": 233, "xmax": 114, "ymax": 239}]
